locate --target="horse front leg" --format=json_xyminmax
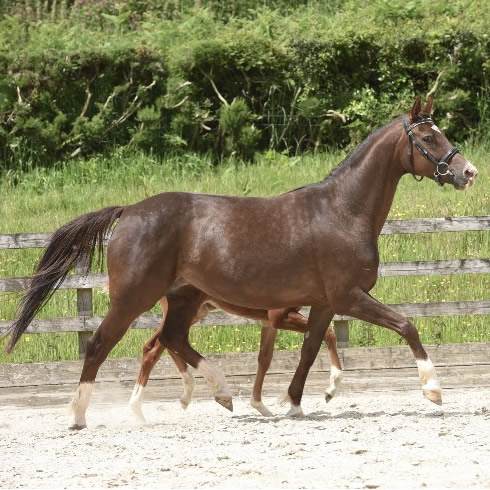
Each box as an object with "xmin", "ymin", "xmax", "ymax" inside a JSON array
[
  {"xmin": 338, "ymin": 288, "xmax": 442, "ymax": 405},
  {"xmin": 270, "ymin": 308, "xmax": 343, "ymax": 404},
  {"xmin": 281, "ymin": 305, "xmax": 334, "ymax": 417}
]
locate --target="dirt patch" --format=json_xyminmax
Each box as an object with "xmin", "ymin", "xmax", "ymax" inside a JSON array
[{"xmin": 1, "ymin": 386, "xmax": 489, "ymax": 488}]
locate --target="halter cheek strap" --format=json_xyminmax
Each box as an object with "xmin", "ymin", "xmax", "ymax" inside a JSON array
[{"xmin": 402, "ymin": 116, "xmax": 460, "ymax": 186}]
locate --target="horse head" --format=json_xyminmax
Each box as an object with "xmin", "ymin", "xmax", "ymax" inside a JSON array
[{"xmin": 401, "ymin": 95, "xmax": 478, "ymax": 190}]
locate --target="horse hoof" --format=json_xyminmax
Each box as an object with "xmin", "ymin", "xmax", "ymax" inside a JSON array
[
  {"xmin": 215, "ymin": 396, "xmax": 233, "ymax": 412},
  {"xmin": 68, "ymin": 424, "xmax": 87, "ymax": 431},
  {"xmin": 286, "ymin": 405, "xmax": 305, "ymax": 418},
  {"xmin": 424, "ymin": 389, "xmax": 442, "ymax": 406},
  {"xmin": 325, "ymin": 393, "xmax": 334, "ymax": 403},
  {"xmin": 180, "ymin": 398, "xmax": 191, "ymax": 410}
]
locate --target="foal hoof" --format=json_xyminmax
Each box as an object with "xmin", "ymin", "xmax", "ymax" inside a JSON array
[
  {"xmin": 215, "ymin": 396, "xmax": 233, "ymax": 412},
  {"xmin": 250, "ymin": 399, "xmax": 273, "ymax": 417},
  {"xmin": 68, "ymin": 423, "xmax": 87, "ymax": 431},
  {"xmin": 325, "ymin": 393, "xmax": 334, "ymax": 404},
  {"xmin": 180, "ymin": 397, "xmax": 191, "ymax": 410},
  {"xmin": 423, "ymin": 389, "xmax": 442, "ymax": 406}
]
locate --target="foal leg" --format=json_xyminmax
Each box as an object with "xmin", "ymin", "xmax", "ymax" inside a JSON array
[
  {"xmin": 130, "ymin": 296, "xmax": 200, "ymax": 422},
  {"xmin": 129, "ymin": 327, "xmax": 166, "ymax": 422},
  {"xmin": 324, "ymin": 328, "xmax": 343, "ymax": 403},
  {"xmin": 282, "ymin": 305, "xmax": 334, "ymax": 417},
  {"xmin": 168, "ymin": 349, "xmax": 196, "ymax": 410},
  {"xmin": 338, "ymin": 289, "xmax": 442, "ymax": 405},
  {"xmin": 250, "ymin": 324, "xmax": 278, "ymax": 416}
]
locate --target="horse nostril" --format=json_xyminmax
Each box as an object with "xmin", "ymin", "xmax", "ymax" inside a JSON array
[{"xmin": 465, "ymin": 167, "xmax": 477, "ymax": 180}]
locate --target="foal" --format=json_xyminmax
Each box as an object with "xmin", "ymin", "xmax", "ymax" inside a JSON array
[{"xmin": 129, "ymin": 286, "xmax": 342, "ymax": 421}]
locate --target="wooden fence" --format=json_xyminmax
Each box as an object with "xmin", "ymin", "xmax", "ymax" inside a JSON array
[{"xmin": 0, "ymin": 215, "xmax": 489, "ymax": 358}]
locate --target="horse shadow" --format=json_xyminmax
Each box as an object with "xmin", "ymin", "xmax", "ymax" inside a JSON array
[{"xmin": 233, "ymin": 409, "xmax": 480, "ymax": 424}]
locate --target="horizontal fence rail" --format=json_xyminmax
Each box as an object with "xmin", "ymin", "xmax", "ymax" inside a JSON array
[
  {"xmin": 1, "ymin": 216, "xmax": 489, "ymax": 250},
  {"xmin": 0, "ymin": 216, "xmax": 489, "ymax": 355}
]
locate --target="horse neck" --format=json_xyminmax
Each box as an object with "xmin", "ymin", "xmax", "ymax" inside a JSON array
[{"xmin": 324, "ymin": 121, "xmax": 405, "ymax": 236}]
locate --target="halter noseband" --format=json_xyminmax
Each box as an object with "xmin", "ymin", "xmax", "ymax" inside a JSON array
[{"xmin": 402, "ymin": 116, "xmax": 460, "ymax": 186}]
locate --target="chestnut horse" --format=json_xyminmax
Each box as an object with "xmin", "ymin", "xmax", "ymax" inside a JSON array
[
  {"xmin": 129, "ymin": 287, "xmax": 342, "ymax": 421},
  {"xmin": 6, "ymin": 96, "xmax": 478, "ymax": 429}
]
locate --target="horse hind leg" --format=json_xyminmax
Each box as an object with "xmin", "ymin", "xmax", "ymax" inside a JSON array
[
  {"xmin": 159, "ymin": 294, "xmax": 233, "ymax": 412},
  {"xmin": 70, "ymin": 279, "xmax": 169, "ymax": 430},
  {"xmin": 130, "ymin": 295, "xmax": 196, "ymax": 422},
  {"xmin": 70, "ymin": 306, "xmax": 145, "ymax": 430}
]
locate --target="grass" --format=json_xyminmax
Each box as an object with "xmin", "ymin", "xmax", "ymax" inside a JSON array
[{"xmin": 0, "ymin": 144, "xmax": 489, "ymax": 363}]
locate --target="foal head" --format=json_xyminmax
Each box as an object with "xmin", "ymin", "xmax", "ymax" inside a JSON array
[{"xmin": 400, "ymin": 96, "xmax": 478, "ymax": 190}]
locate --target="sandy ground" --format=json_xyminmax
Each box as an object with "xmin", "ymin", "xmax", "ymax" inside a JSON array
[{"xmin": 0, "ymin": 386, "xmax": 489, "ymax": 489}]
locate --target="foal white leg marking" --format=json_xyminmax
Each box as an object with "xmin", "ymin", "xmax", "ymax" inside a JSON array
[
  {"xmin": 250, "ymin": 396, "xmax": 273, "ymax": 417},
  {"xmin": 416, "ymin": 358, "xmax": 442, "ymax": 405},
  {"xmin": 129, "ymin": 384, "xmax": 147, "ymax": 423},
  {"xmin": 180, "ymin": 369, "xmax": 195, "ymax": 410},
  {"xmin": 325, "ymin": 365, "xmax": 344, "ymax": 401},
  {"xmin": 69, "ymin": 382, "xmax": 93, "ymax": 429}
]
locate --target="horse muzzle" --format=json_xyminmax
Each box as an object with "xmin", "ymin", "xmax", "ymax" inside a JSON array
[{"xmin": 450, "ymin": 160, "xmax": 478, "ymax": 190}]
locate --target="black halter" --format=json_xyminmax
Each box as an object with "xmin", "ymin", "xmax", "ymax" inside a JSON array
[{"xmin": 402, "ymin": 116, "xmax": 460, "ymax": 186}]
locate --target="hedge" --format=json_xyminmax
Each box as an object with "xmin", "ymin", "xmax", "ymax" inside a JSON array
[{"xmin": 0, "ymin": 1, "xmax": 488, "ymax": 167}]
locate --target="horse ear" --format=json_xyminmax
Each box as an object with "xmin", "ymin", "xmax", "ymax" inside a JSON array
[
  {"xmin": 423, "ymin": 95, "xmax": 434, "ymax": 116},
  {"xmin": 410, "ymin": 95, "xmax": 422, "ymax": 121}
]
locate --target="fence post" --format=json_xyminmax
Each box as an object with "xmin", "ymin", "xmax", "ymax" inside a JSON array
[
  {"xmin": 333, "ymin": 319, "xmax": 349, "ymax": 348},
  {"xmin": 76, "ymin": 255, "xmax": 93, "ymax": 359}
]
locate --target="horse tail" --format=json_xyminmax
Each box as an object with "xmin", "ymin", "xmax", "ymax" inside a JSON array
[{"xmin": 5, "ymin": 205, "xmax": 125, "ymax": 353}]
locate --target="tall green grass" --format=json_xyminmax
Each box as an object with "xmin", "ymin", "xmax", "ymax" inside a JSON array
[{"xmin": 0, "ymin": 144, "xmax": 488, "ymax": 363}]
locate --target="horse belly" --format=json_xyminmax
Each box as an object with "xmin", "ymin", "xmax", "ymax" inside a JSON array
[{"xmin": 180, "ymin": 256, "xmax": 325, "ymax": 310}]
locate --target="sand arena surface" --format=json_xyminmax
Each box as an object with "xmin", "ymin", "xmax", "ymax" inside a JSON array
[{"xmin": 0, "ymin": 386, "xmax": 489, "ymax": 489}]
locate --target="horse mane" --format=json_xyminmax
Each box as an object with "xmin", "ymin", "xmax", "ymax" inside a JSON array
[{"xmin": 285, "ymin": 116, "xmax": 401, "ymax": 194}]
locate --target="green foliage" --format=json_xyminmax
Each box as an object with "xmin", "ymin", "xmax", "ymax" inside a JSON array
[
  {"xmin": 218, "ymin": 98, "xmax": 261, "ymax": 159},
  {"xmin": 0, "ymin": 0, "xmax": 488, "ymax": 168}
]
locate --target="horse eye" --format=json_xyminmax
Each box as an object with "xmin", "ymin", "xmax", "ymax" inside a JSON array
[{"xmin": 423, "ymin": 136, "xmax": 433, "ymax": 144}]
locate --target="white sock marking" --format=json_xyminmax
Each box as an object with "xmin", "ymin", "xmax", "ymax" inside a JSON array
[
  {"xmin": 180, "ymin": 369, "xmax": 195, "ymax": 409},
  {"xmin": 278, "ymin": 391, "xmax": 304, "ymax": 417},
  {"xmin": 129, "ymin": 384, "xmax": 146, "ymax": 422},
  {"xmin": 196, "ymin": 359, "xmax": 231, "ymax": 398},
  {"xmin": 325, "ymin": 365, "xmax": 344, "ymax": 398},
  {"xmin": 416, "ymin": 358, "xmax": 441, "ymax": 391},
  {"xmin": 70, "ymin": 382, "xmax": 93, "ymax": 428}
]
